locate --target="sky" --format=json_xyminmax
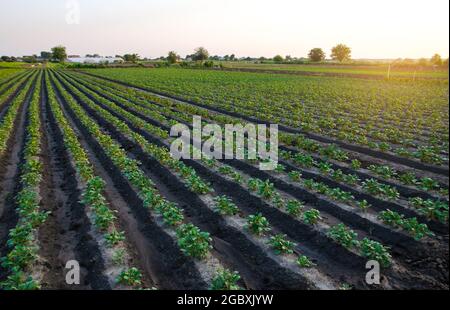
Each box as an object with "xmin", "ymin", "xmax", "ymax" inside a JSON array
[{"xmin": 0, "ymin": 0, "xmax": 448, "ymax": 59}]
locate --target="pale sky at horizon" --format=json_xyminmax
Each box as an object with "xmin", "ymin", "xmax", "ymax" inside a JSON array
[{"xmin": 1, "ymin": 0, "xmax": 449, "ymax": 59}]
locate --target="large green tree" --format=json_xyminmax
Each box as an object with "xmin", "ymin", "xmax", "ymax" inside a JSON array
[
  {"xmin": 193, "ymin": 47, "xmax": 209, "ymax": 62},
  {"xmin": 51, "ymin": 46, "xmax": 67, "ymax": 62},
  {"xmin": 308, "ymin": 48, "xmax": 326, "ymax": 62},
  {"xmin": 330, "ymin": 44, "xmax": 351, "ymax": 62},
  {"xmin": 273, "ymin": 55, "xmax": 284, "ymax": 63},
  {"xmin": 167, "ymin": 51, "xmax": 180, "ymax": 64},
  {"xmin": 123, "ymin": 53, "xmax": 140, "ymax": 63},
  {"xmin": 431, "ymin": 53, "xmax": 443, "ymax": 66}
]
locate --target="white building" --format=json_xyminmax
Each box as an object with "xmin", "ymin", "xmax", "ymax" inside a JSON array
[{"xmin": 67, "ymin": 56, "xmax": 123, "ymax": 64}]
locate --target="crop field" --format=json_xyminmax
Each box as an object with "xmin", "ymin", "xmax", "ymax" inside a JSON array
[
  {"xmin": 218, "ymin": 63, "xmax": 449, "ymax": 79},
  {"xmin": 0, "ymin": 67, "xmax": 448, "ymax": 290}
]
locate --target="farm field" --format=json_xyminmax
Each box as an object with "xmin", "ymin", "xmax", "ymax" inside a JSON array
[
  {"xmin": 218, "ymin": 63, "xmax": 449, "ymax": 79},
  {"xmin": 0, "ymin": 67, "xmax": 448, "ymax": 291}
]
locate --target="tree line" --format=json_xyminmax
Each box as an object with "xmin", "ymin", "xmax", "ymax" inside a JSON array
[{"xmin": 2, "ymin": 44, "xmax": 448, "ymax": 67}]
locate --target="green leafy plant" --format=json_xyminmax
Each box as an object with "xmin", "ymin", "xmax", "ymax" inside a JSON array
[
  {"xmin": 297, "ymin": 255, "xmax": 316, "ymax": 268},
  {"xmin": 176, "ymin": 224, "xmax": 212, "ymax": 259},
  {"xmin": 285, "ymin": 200, "xmax": 304, "ymax": 217},
  {"xmin": 116, "ymin": 267, "xmax": 142, "ymax": 287},
  {"xmin": 245, "ymin": 213, "xmax": 271, "ymax": 236},
  {"xmin": 214, "ymin": 196, "xmax": 239, "ymax": 216},
  {"xmin": 328, "ymin": 224, "xmax": 359, "ymax": 249},
  {"xmin": 105, "ymin": 230, "xmax": 126, "ymax": 247},
  {"xmin": 302, "ymin": 209, "xmax": 322, "ymax": 225},
  {"xmin": 210, "ymin": 269, "xmax": 242, "ymax": 290},
  {"xmin": 359, "ymin": 238, "xmax": 392, "ymax": 268},
  {"xmin": 268, "ymin": 234, "xmax": 296, "ymax": 255}
]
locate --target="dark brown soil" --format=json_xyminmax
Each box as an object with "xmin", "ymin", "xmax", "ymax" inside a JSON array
[
  {"xmin": 59, "ymin": 70, "xmax": 449, "ymax": 290},
  {"xmin": 0, "ymin": 78, "xmax": 34, "ymax": 281},
  {"xmin": 38, "ymin": 73, "xmax": 110, "ymax": 289}
]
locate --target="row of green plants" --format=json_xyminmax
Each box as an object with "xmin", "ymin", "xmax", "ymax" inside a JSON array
[
  {"xmin": 45, "ymin": 73, "xmax": 146, "ymax": 288},
  {"xmin": 67, "ymin": 70, "xmax": 448, "ymax": 202},
  {"xmin": 201, "ymin": 155, "xmax": 393, "ymax": 267},
  {"xmin": 1, "ymin": 73, "xmax": 48, "ymax": 290},
  {"xmin": 50, "ymin": 72, "xmax": 235, "ymax": 288},
  {"xmin": 81, "ymin": 68, "xmax": 448, "ymax": 165},
  {"xmin": 327, "ymin": 224, "xmax": 392, "ymax": 268},
  {"xmin": 56, "ymin": 71, "xmax": 213, "ymax": 196},
  {"xmin": 63, "ymin": 71, "xmax": 439, "ymax": 239},
  {"xmin": 59, "ymin": 70, "xmax": 316, "ymax": 270},
  {"xmin": 0, "ymin": 70, "xmax": 32, "ymax": 94},
  {"xmin": 279, "ymin": 137, "xmax": 447, "ymax": 197},
  {"xmin": 54, "ymin": 71, "xmax": 260, "ymax": 290},
  {"xmin": 0, "ymin": 68, "xmax": 24, "ymax": 85},
  {"xmin": 56, "ymin": 72, "xmax": 256, "ymax": 290},
  {"xmin": 0, "ymin": 74, "xmax": 36, "ymax": 155},
  {"xmin": 67, "ymin": 71, "xmax": 448, "ymax": 199},
  {"xmin": 66, "ymin": 71, "xmax": 447, "ymax": 232},
  {"xmin": 0, "ymin": 71, "xmax": 33, "ymax": 103},
  {"xmin": 57, "ymin": 71, "xmax": 323, "ymax": 284},
  {"xmin": 62, "ymin": 71, "xmax": 411, "ymax": 284},
  {"xmin": 218, "ymin": 146, "xmax": 438, "ymax": 241}
]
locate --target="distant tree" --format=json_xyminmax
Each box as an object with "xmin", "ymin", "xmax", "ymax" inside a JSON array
[
  {"xmin": 430, "ymin": 53, "xmax": 443, "ymax": 66},
  {"xmin": 417, "ymin": 58, "xmax": 429, "ymax": 67},
  {"xmin": 167, "ymin": 51, "xmax": 180, "ymax": 64},
  {"xmin": 230, "ymin": 54, "xmax": 236, "ymax": 61},
  {"xmin": 193, "ymin": 47, "xmax": 209, "ymax": 62},
  {"xmin": 204, "ymin": 60, "xmax": 214, "ymax": 68},
  {"xmin": 444, "ymin": 58, "xmax": 449, "ymax": 67},
  {"xmin": 51, "ymin": 45, "xmax": 67, "ymax": 62},
  {"xmin": 330, "ymin": 44, "xmax": 351, "ymax": 62},
  {"xmin": 1, "ymin": 56, "xmax": 11, "ymax": 62},
  {"xmin": 123, "ymin": 53, "xmax": 140, "ymax": 63},
  {"xmin": 273, "ymin": 55, "xmax": 284, "ymax": 63},
  {"xmin": 308, "ymin": 48, "xmax": 326, "ymax": 62},
  {"xmin": 23, "ymin": 55, "xmax": 38, "ymax": 63},
  {"xmin": 40, "ymin": 51, "xmax": 52, "ymax": 60},
  {"xmin": 285, "ymin": 55, "xmax": 293, "ymax": 62}
]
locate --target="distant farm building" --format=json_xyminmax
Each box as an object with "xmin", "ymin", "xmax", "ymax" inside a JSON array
[{"xmin": 67, "ymin": 56, "xmax": 124, "ymax": 64}]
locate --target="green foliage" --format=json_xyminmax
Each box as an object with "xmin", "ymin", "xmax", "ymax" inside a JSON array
[
  {"xmin": 105, "ymin": 230, "xmax": 126, "ymax": 247},
  {"xmin": 297, "ymin": 255, "xmax": 316, "ymax": 268},
  {"xmin": 210, "ymin": 269, "xmax": 242, "ymax": 290},
  {"xmin": 268, "ymin": 234, "xmax": 296, "ymax": 255},
  {"xmin": 359, "ymin": 238, "xmax": 392, "ymax": 268},
  {"xmin": 176, "ymin": 224, "xmax": 212, "ymax": 259},
  {"xmin": 245, "ymin": 213, "xmax": 271, "ymax": 235},
  {"xmin": 214, "ymin": 196, "xmax": 239, "ymax": 216},
  {"xmin": 302, "ymin": 209, "xmax": 322, "ymax": 225},
  {"xmin": 285, "ymin": 200, "xmax": 304, "ymax": 217},
  {"xmin": 328, "ymin": 224, "xmax": 359, "ymax": 249},
  {"xmin": 117, "ymin": 268, "xmax": 142, "ymax": 287}
]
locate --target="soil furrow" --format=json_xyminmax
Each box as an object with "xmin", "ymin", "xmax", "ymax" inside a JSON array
[
  {"xmin": 74, "ymin": 70, "xmax": 450, "ymax": 176},
  {"xmin": 53, "ymin": 71, "xmax": 332, "ymax": 289},
  {"xmin": 38, "ymin": 73, "xmax": 110, "ymax": 289},
  {"xmin": 0, "ymin": 75, "xmax": 37, "ymax": 280},
  {"xmin": 49, "ymin": 71, "xmax": 209, "ymax": 290}
]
